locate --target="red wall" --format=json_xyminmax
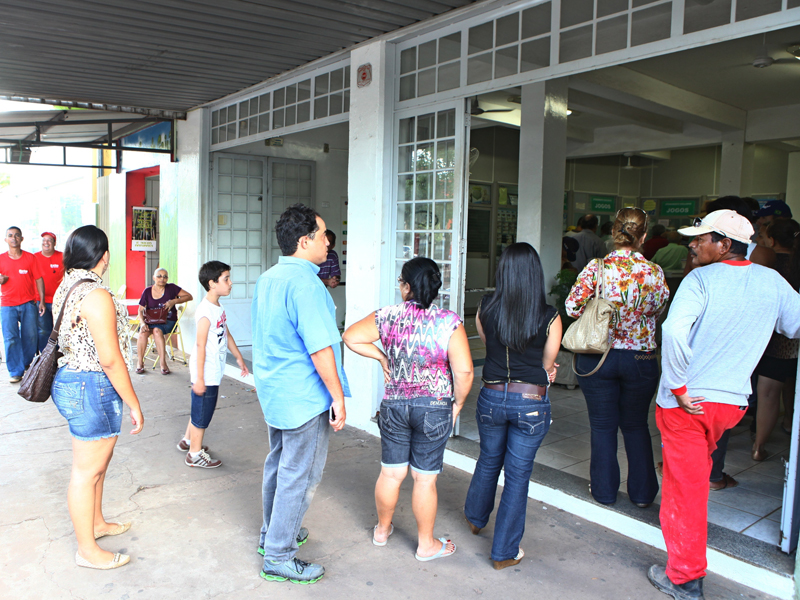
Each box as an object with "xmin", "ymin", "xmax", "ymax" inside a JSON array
[{"xmin": 125, "ymin": 166, "xmax": 160, "ymax": 314}]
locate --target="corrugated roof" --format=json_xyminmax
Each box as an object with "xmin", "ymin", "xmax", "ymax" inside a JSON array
[{"xmin": 0, "ymin": 0, "xmax": 475, "ymax": 115}]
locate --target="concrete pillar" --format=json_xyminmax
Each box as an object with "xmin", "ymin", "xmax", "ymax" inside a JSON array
[
  {"xmin": 719, "ymin": 130, "xmax": 754, "ymax": 197},
  {"xmin": 159, "ymin": 108, "xmax": 209, "ymax": 349},
  {"xmin": 786, "ymin": 152, "xmax": 800, "ymax": 218},
  {"xmin": 343, "ymin": 40, "xmax": 393, "ymax": 434},
  {"xmin": 517, "ymin": 78, "xmax": 569, "ymax": 289}
]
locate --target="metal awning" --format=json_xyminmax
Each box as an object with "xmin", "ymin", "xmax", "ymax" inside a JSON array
[
  {"xmin": 0, "ymin": 0, "xmax": 475, "ymax": 116},
  {"xmin": 0, "ymin": 110, "xmax": 174, "ymax": 169}
]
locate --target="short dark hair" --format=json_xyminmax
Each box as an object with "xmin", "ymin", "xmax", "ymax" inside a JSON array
[
  {"xmin": 275, "ymin": 203, "xmax": 320, "ymax": 256},
  {"xmin": 325, "ymin": 230, "xmax": 336, "ymax": 245},
  {"xmin": 651, "ymin": 224, "xmax": 666, "ymax": 237},
  {"xmin": 583, "ymin": 214, "xmax": 599, "ymax": 230},
  {"xmin": 63, "ymin": 225, "xmax": 108, "ymax": 271},
  {"xmin": 199, "ymin": 260, "xmax": 231, "ymax": 292},
  {"xmin": 401, "ymin": 257, "xmax": 442, "ymax": 309},
  {"xmin": 6, "ymin": 226, "xmax": 21, "ymax": 235},
  {"xmin": 600, "ymin": 221, "xmax": 613, "ymax": 236},
  {"xmin": 707, "ymin": 196, "xmax": 753, "ymax": 222},
  {"xmin": 709, "ymin": 231, "xmax": 748, "ymax": 256}
]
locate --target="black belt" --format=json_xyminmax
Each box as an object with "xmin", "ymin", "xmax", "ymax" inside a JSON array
[{"xmin": 483, "ymin": 382, "xmax": 547, "ymax": 397}]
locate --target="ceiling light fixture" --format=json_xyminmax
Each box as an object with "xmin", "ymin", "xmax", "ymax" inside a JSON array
[
  {"xmin": 789, "ymin": 44, "xmax": 800, "ymax": 59},
  {"xmin": 566, "ymin": 108, "xmax": 573, "ymax": 115}
]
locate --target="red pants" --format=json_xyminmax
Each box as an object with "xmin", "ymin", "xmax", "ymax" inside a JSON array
[{"xmin": 656, "ymin": 403, "xmax": 746, "ymax": 584}]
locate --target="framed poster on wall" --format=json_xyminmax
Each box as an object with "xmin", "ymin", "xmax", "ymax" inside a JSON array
[{"xmin": 132, "ymin": 207, "xmax": 158, "ymax": 251}]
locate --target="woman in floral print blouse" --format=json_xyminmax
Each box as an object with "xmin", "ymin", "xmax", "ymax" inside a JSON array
[{"xmin": 566, "ymin": 208, "xmax": 669, "ymax": 508}]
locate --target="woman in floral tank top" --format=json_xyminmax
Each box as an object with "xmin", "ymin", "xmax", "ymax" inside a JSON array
[
  {"xmin": 344, "ymin": 257, "xmax": 473, "ymax": 561},
  {"xmin": 566, "ymin": 208, "xmax": 669, "ymax": 507}
]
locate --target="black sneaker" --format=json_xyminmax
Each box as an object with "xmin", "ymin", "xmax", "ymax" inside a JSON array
[
  {"xmin": 647, "ymin": 565, "xmax": 704, "ymax": 599},
  {"xmin": 258, "ymin": 528, "xmax": 309, "ymax": 555},
  {"xmin": 260, "ymin": 557, "xmax": 323, "ymax": 584}
]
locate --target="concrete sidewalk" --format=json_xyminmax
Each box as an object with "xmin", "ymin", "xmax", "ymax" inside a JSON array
[{"xmin": 0, "ymin": 360, "xmax": 778, "ymax": 600}]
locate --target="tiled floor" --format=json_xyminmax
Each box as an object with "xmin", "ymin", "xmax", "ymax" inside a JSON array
[{"xmin": 457, "ymin": 322, "xmax": 792, "ymax": 547}]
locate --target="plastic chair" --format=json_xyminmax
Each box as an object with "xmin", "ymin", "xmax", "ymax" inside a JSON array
[{"xmin": 145, "ymin": 303, "xmax": 188, "ymax": 370}]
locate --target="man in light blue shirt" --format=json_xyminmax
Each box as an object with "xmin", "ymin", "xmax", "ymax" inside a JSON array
[{"xmin": 252, "ymin": 203, "xmax": 349, "ymax": 584}]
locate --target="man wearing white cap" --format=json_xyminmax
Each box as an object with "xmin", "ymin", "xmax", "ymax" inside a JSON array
[{"xmin": 648, "ymin": 210, "xmax": 800, "ymax": 600}]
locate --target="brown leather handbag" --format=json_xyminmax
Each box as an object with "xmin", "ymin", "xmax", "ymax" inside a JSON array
[
  {"xmin": 18, "ymin": 278, "xmax": 93, "ymax": 403},
  {"xmin": 144, "ymin": 306, "xmax": 169, "ymax": 325}
]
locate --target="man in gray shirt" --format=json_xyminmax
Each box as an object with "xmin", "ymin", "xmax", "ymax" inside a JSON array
[
  {"xmin": 648, "ymin": 209, "xmax": 800, "ymax": 600},
  {"xmin": 572, "ymin": 214, "xmax": 607, "ymax": 271}
]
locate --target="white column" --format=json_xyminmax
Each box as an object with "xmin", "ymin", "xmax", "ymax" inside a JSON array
[
  {"xmin": 719, "ymin": 130, "xmax": 753, "ymax": 197},
  {"xmin": 517, "ymin": 78, "xmax": 569, "ymax": 289},
  {"xmin": 344, "ymin": 40, "xmax": 393, "ymax": 433},
  {"xmin": 786, "ymin": 152, "xmax": 800, "ymax": 218},
  {"xmin": 159, "ymin": 108, "xmax": 209, "ymax": 351}
]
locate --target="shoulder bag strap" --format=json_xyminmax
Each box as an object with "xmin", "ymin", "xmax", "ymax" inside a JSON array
[
  {"xmin": 49, "ymin": 278, "xmax": 96, "ymax": 344},
  {"xmin": 574, "ymin": 258, "xmax": 611, "ymax": 378}
]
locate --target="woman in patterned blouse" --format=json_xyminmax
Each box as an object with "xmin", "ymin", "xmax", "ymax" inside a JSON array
[
  {"xmin": 50, "ymin": 226, "xmax": 144, "ymax": 570},
  {"xmin": 566, "ymin": 208, "xmax": 669, "ymax": 507},
  {"xmin": 343, "ymin": 257, "xmax": 473, "ymax": 561}
]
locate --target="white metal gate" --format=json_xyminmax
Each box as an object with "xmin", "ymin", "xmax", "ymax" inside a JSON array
[
  {"xmin": 391, "ymin": 101, "xmax": 469, "ymax": 316},
  {"xmin": 212, "ymin": 153, "xmax": 316, "ymax": 345}
]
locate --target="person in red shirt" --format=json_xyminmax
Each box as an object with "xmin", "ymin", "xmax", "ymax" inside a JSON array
[
  {"xmin": 641, "ymin": 224, "xmax": 668, "ymax": 260},
  {"xmin": 33, "ymin": 232, "xmax": 64, "ymax": 353},
  {"xmin": 0, "ymin": 227, "xmax": 45, "ymax": 382}
]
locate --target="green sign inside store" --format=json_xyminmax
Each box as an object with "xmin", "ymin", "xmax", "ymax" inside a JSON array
[
  {"xmin": 660, "ymin": 199, "xmax": 696, "ymax": 217},
  {"xmin": 590, "ymin": 196, "xmax": 615, "ymax": 213}
]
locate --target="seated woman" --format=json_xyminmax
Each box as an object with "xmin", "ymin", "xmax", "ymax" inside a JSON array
[
  {"xmin": 136, "ymin": 267, "xmax": 192, "ymax": 374},
  {"xmin": 343, "ymin": 257, "xmax": 473, "ymax": 561}
]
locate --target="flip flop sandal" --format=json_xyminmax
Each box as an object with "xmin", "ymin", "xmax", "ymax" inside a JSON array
[
  {"xmin": 415, "ymin": 537, "xmax": 456, "ymax": 561},
  {"xmin": 75, "ymin": 551, "xmax": 130, "ymax": 570},
  {"xmin": 135, "ymin": 367, "xmax": 145, "ymax": 374},
  {"xmin": 372, "ymin": 523, "xmax": 394, "ymax": 547},
  {"xmin": 161, "ymin": 368, "xmax": 171, "ymax": 375},
  {"xmin": 710, "ymin": 473, "xmax": 738, "ymax": 491},
  {"xmin": 94, "ymin": 521, "xmax": 132, "ymax": 540}
]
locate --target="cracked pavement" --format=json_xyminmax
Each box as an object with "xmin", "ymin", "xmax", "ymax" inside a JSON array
[{"xmin": 0, "ymin": 358, "xmax": 779, "ymax": 600}]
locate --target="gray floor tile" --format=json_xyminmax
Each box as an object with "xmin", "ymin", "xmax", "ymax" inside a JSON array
[
  {"xmin": 766, "ymin": 508, "xmax": 782, "ymax": 523},
  {"xmin": 533, "ymin": 446, "xmax": 583, "ymax": 470},
  {"xmin": 544, "ymin": 437, "xmax": 592, "ymax": 460},
  {"xmin": 709, "ymin": 486, "xmax": 782, "ymax": 517},
  {"xmin": 735, "ymin": 471, "xmax": 785, "ymax": 499},
  {"xmin": 743, "ymin": 518, "xmax": 781, "ymax": 546},
  {"xmin": 562, "ymin": 459, "xmax": 591, "ymax": 479},
  {"xmin": 706, "ymin": 500, "xmax": 761, "ymax": 532},
  {"xmin": 749, "ymin": 457, "xmax": 787, "ymax": 479},
  {"xmin": 548, "ymin": 418, "xmax": 590, "ymax": 438},
  {"xmin": 539, "ymin": 430, "xmax": 568, "ymax": 447},
  {"xmin": 558, "ymin": 411, "xmax": 590, "ymax": 427}
]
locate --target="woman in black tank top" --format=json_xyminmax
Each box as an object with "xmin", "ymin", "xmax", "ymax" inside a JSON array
[{"xmin": 463, "ymin": 243, "xmax": 562, "ymax": 570}]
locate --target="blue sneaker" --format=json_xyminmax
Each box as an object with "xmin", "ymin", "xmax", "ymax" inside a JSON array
[
  {"xmin": 258, "ymin": 528, "xmax": 308, "ymax": 556},
  {"xmin": 260, "ymin": 557, "xmax": 324, "ymax": 584}
]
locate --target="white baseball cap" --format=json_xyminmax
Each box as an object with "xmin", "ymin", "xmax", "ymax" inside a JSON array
[{"xmin": 678, "ymin": 209, "xmax": 754, "ymax": 244}]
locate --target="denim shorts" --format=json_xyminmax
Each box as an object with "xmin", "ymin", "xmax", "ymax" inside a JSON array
[
  {"xmin": 51, "ymin": 366, "xmax": 123, "ymax": 441},
  {"xmin": 191, "ymin": 385, "xmax": 219, "ymax": 429},
  {"xmin": 378, "ymin": 396, "xmax": 453, "ymax": 475},
  {"xmin": 148, "ymin": 320, "xmax": 176, "ymax": 336}
]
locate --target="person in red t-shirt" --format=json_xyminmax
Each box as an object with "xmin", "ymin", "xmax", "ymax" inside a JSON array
[
  {"xmin": 33, "ymin": 231, "xmax": 65, "ymax": 353},
  {"xmin": 0, "ymin": 227, "xmax": 45, "ymax": 382},
  {"xmin": 641, "ymin": 224, "xmax": 668, "ymax": 260}
]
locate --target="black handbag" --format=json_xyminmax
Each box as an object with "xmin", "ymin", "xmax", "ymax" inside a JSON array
[{"xmin": 18, "ymin": 278, "xmax": 93, "ymax": 403}]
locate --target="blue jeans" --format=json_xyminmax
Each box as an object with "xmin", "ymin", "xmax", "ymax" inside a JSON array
[
  {"xmin": 1, "ymin": 302, "xmax": 38, "ymax": 377},
  {"xmin": 464, "ymin": 386, "xmax": 551, "ymax": 562},
  {"xmin": 190, "ymin": 385, "xmax": 219, "ymax": 429},
  {"xmin": 260, "ymin": 411, "xmax": 330, "ymax": 564},
  {"xmin": 37, "ymin": 302, "xmax": 53, "ymax": 353},
  {"xmin": 51, "ymin": 366, "xmax": 123, "ymax": 441},
  {"xmin": 576, "ymin": 349, "xmax": 660, "ymax": 505},
  {"xmin": 379, "ymin": 397, "xmax": 453, "ymax": 474}
]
